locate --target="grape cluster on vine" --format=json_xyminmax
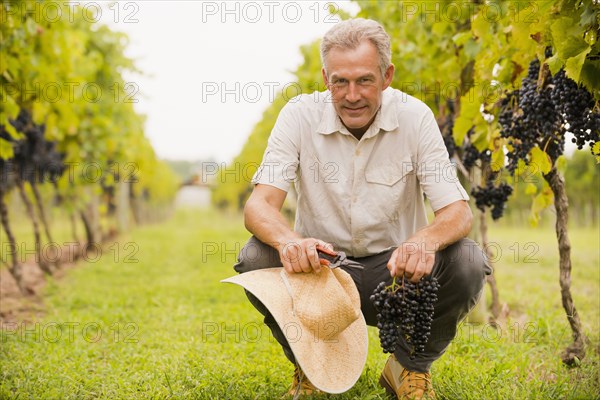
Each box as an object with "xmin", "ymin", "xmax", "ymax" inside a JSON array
[
  {"xmin": 498, "ymin": 57, "xmax": 600, "ymax": 172},
  {"xmin": 552, "ymin": 69, "xmax": 600, "ymax": 152},
  {"xmin": 0, "ymin": 110, "xmax": 65, "ymax": 185},
  {"xmin": 370, "ymin": 276, "xmax": 439, "ymax": 359},
  {"xmin": 441, "ymin": 108, "xmax": 456, "ymax": 159},
  {"xmin": 471, "ymin": 182, "xmax": 513, "ymax": 220},
  {"xmin": 462, "ymin": 142, "xmax": 491, "ymax": 169},
  {"xmin": 443, "ymin": 131, "xmax": 456, "ymax": 159}
]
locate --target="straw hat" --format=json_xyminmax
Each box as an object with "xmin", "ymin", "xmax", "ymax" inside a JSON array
[{"xmin": 221, "ymin": 267, "xmax": 368, "ymax": 394}]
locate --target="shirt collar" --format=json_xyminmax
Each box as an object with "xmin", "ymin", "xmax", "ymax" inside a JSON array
[{"xmin": 316, "ymin": 88, "xmax": 399, "ymax": 137}]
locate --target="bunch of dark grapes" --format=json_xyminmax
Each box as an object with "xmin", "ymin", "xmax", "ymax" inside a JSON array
[
  {"xmin": 551, "ymin": 69, "xmax": 600, "ymax": 153},
  {"xmin": 442, "ymin": 111, "xmax": 456, "ymax": 158},
  {"xmin": 462, "ymin": 143, "xmax": 492, "ymax": 169},
  {"xmin": 4, "ymin": 109, "xmax": 65, "ymax": 184},
  {"xmin": 443, "ymin": 131, "xmax": 456, "ymax": 159},
  {"xmin": 471, "ymin": 182, "xmax": 513, "ymax": 220},
  {"xmin": 371, "ymin": 276, "xmax": 440, "ymax": 359},
  {"xmin": 501, "ymin": 59, "xmax": 563, "ymax": 170},
  {"xmin": 462, "ymin": 144, "xmax": 479, "ymax": 169},
  {"xmin": 499, "ymin": 57, "xmax": 600, "ymax": 171},
  {"xmin": 498, "ymin": 92, "xmax": 532, "ymax": 172},
  {"xmin": 371, "ymin": 282, "xmax": 402, "ymax": 354}
]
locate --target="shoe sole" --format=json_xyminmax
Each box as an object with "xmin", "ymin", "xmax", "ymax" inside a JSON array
[{"xmin": 379, "ymin": 373, "xmax": 397, "ymax": 399}]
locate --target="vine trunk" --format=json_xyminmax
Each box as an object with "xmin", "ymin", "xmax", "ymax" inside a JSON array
[
  {"xmin": 545, "ymin": 167, "xmax": 587, "ymax": 366},
  {"xmin": 0, "ymin": 188, "xmax": 27, "ymax": 293}
]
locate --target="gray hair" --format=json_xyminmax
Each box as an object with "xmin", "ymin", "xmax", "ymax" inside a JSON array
[{"xmin": 320, "ymin": 18, "xmax": 391, "ymax": 78}]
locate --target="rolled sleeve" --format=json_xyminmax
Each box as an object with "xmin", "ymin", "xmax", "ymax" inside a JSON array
[
  {"xmin": 416, "ymin": 109, "xmax": 469, "ymax": 212},
  {"xmin": 251, "ymin": 101, "xmax": 300, "ymax": 192}
]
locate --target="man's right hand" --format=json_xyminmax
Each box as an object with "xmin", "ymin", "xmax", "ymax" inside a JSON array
[
  {"xmin": 244, "ymin": 184, "xmax": 334, "ymax": 274},
  {"xmin": 277, "ymin": 238, "xmax": 333, "ymax": 274}
]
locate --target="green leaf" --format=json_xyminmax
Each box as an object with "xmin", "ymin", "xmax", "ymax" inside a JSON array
[
  {"xmin": 453, "ymin": 117, "xmax": 472, "ymax": 146},
  {"xmin": 471, "ymin": 129, "xmax": 489, "ymax": 152},
  {"xmin": 579, "ymin": 60, "xmax": 600, "ymax": 95},
  {"xmin": 579, "ymin": 3, "xmax": 598, "ymax": 27},
  {"xmin": 551, "ymin": 17, "xmax": 590, "ymax": 59},
  {"xmin": 556, "ymin": 154, "xmax": 568, "ymax": 174},
  {"xmin": 32, "ymin": 102, "xmax": 48, "ymax": 125},
  {"xmin": 0, "ymin": 137, "xmax": 14, "ymax": 160},
  {"xmin": 1, "ymin": 95, "xmax": 20, "ymax": 120},
  {"xmin": 432, "ymin": 21, "xmax": 451, "ymax": 36},
  {"xmin": 25, "ymin": 17, "xmax": 37, "ymax": 35},
  {"xmin": 491, "ymin": 147, "xmax": 505, "ymax": 171},
  {"xmin": 565, "ymin": 47, "xmax": 592, "ymax": 82},
  {"xmin": 453, "ymin": 32, "xmax": 472, "ymax": 47},
  {"xmin": 546, "ymin": 54, "xmax": 564, "ymax": 76},
  {"xmin": 530, "ymin": 146, "xmax": 552, "ymax": 175},
  {"xmin": 464, "ymin": 38, "xmax": 482, "ymax": 60},
  {"xmin": 0, "ymin": 49, "xmax": 8, "ymax": 74},
  {"xmin": 471, "ymin": 14, "xmax": 490, "ymax": 40},
  {"xmin": 7, "ymin": 56, "xmax": 21, "ymax": 76},
  {"xmin": 453, "ymin": 92, "xmax": 480, "ymax": 145},
  {"xmin": 525, "ymin": 183, "xmax": 537, "ymax": 195},
  {"xmin": 510, "ymin": 20, "xmax": 530, "ymax": 50},
  {"xmin": 593, "ymin": 141, "xmax": 600, "ymax": 157},
  {"xmin": 530, "ymin": 188, "xmax": 554, "ymax": 226}
]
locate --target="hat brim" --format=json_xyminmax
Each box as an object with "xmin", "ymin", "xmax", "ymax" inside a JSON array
[{"xmin": 222, "ymin": 268, "xmax": 368, "ymax": 394}]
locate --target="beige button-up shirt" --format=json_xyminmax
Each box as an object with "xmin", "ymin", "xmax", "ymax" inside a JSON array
[{"xmin": 253, "ymin": 88, "xmax": 469, "ymax": 257}]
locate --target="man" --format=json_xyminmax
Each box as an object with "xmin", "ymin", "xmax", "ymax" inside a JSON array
[{"xmin": 234, "ymin": 18, "xmax": 491, "ymax": 399}]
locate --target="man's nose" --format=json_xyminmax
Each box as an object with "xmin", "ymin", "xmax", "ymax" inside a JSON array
[{"xmin": 345, "ymin": 82, "xmax": 361, "ymax": 103}]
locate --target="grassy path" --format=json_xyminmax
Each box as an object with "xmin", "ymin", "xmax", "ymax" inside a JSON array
[{"xmin": 1, "ymin": 208, "xmax": 598, "ymax": 399}]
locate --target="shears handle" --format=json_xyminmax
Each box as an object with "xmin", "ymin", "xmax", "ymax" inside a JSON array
[{"xmin": 316, "ymin": 245, "xmax": 340, "ymax": 267}]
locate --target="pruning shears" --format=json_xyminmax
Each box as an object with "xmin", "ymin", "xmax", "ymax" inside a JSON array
[{"xmin": 316, "ymin": 245, "xmax": 348, "ymax": 269}]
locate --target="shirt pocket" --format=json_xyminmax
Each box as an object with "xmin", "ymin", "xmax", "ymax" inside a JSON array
[
  {"xmin": 297, "ymin": 153, "xmax": 346, "ymax": 219},
  {"xmin": 364, "ymin": 157, "xmax": 416, "ymax": 221}
]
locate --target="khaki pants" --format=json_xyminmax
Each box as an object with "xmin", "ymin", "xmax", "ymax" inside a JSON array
[{"xmin": 234, "ymin": 236, "xmax": 491, "ymax": 373}]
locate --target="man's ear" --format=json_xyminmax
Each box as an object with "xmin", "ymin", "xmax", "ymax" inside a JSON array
[
  {"xmin": 322, "ymin": 67, "xmax": 329, "ymax": 87},
  {"xmin": 383, "ymin": 64, "xmax": 395, "ymax": 90}
]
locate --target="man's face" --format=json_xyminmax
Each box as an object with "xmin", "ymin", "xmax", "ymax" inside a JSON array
[{"xmin": 322, "ymin": 40, "xmax": 394, "ymax": 137}]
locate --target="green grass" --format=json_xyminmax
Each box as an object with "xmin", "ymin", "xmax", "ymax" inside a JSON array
[{"xmin": 1, "ymin": 208, "xmax": 598, "ymax": 399}]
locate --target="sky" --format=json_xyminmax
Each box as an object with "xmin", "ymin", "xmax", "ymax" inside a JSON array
[{"xmin": 99, "ymin": 1, "xmax": 360, "ymax": 162}]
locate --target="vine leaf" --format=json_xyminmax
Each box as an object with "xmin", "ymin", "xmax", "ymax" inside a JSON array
[
  {"xmin": 525, "ymin": 183, "xmax": 537, "ymax": 195},
  {"xmin": 593, "ymin": 142, "xmax": 600, "ymax": 163},
  {"xmin": 579, "ymin": 60, "xmax": 600, "ymax": 95},
  {"xmin": 530, "ymin": 187, "xmax": 554, "ymax": 226},
  {"xmin": 565, "ymin": 48, "xmax": 592, "ymax": 82},
  {"xmin": 546, "ymin": 54, "xmax": 564, "ymax": 75},
  {"xmin": 579, "ymin": 4, "xmax": 598, "ymax": 27},
  {"xmin": 0, "ymin": 138, "xmax": 14, "ymax": 159},
  {"xmin": 551, "ymin": 17, "xmax": 590, "ymax": 59},
  {"xmin": 550, "ymin": 16, "xmax": 591, "ymax": 82},
  {"xmin": 453, "ymin": 93, "xmax": 479, "ymax": 145},
  {"xmin": 531, "ymin": 147, "xmax": 552, "ymax": 175},
  {"xmin": 491, "ymin": 147, "xmax": 505, "ymax": 171}
]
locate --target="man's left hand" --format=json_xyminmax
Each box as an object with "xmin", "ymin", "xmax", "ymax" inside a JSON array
[{"xmin": 387, "ymin": 237, "xmax": 437, "ymax": 282}]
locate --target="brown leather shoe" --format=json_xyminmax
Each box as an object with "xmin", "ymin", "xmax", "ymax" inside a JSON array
[
  {"xmin": 379, "ymin": 354, "xmax": 436, "ymax": 399},
  {"xmin": 285, "ymin": 366, "xmax": 322, "ymax": 398}
]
